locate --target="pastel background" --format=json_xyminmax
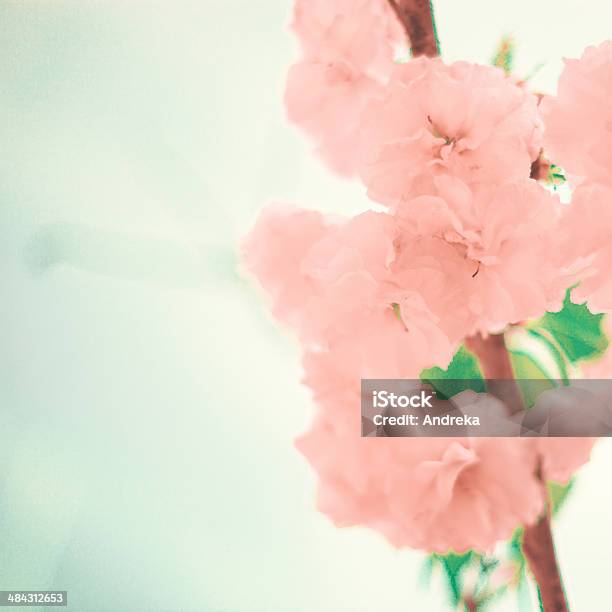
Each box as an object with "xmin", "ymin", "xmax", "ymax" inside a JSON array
[{"xmin": 1, "ymin": 1, "xmax": 611, "ymax": 610}]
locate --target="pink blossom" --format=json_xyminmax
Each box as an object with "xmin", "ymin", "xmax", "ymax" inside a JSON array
[
  {"xmin": 359, "ymin": 58, "xmax": 542, "ymax": 205},
  {"xmin": 285, "ymin": 61, "xmax": 381, "ymax": 175},
  {"xmin": 285, "ymin": 0, "xmax": 406, "ymax": 175},
  {"xmin": 241, "ymin": 204, "xmax": 328, "ymax": 330},
  {"xmin": 243, "ymin": 174, "xmax": 566, "ymax": 370},
  {"xmin": 542, "ymin": 41, "xmax": 612, "ymax": 186},
  {"xmin": 536, "ymin": 438, "xmax": 595, "ymax": 483},
  {"xmin": 242, "ymin": 190, "xmax": 580, "ymax": 553},
  {"xmin": 296, "ymin": 353, "xmax": 544, "ymax": 553},
  {"xmin": 558, "ymin": 183, "xmax": 612, "ymax": 312},
  {"xmin": 291, "ymin": 0, "xmax": 404, "ymax": 78},
  {"xmin": 243, "ymin": 205, "xmax": 456, "ymax": 376},
  {"xmin": 390, "ymin": 177, "xmax": 565, "ymax": 338}
]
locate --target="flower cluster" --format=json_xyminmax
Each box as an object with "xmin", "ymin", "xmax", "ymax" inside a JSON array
[
  {"xmin": 243, "ymin": 4, "xmax": 607, "ymax": 553},
  {"xmin": 295, "ymin": 351, "xmax": 544, "ymax": 553}
]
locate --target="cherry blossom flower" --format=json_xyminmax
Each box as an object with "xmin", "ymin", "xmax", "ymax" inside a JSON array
[
  {"xmin": 285, "ymin": 0, "xmax": 406, "ymax": 175},
  {"xmin": 542, "ymin": 41, "xmax": 612, "ymax": 186},
  {"xmin": 243, "ymin": 174, "xmax": 566, "ymax": 372},
  {"xmin": 241, "ymin": 204, "xmax": 328, "ymax": 330},
  {"xmin": 291, "ymin": 0, "xmax": 404, "ymax": 78},
  {"xmin": 243, "ymin": 205, "xmax": 455, "ymax": 376},
  {"xmin": 295, "ymin": 353, "xmax": 593, "ymax": 551},
  {"xmin": 285, "ymin": 61, "xmax": 381, "ymax": 175},
  {"xmin": 296, "ymin": 352, "xmax": 544, "ymax": 553},
  {"xmin": 359, "ymin": 58, "xmax": 542, "ymax": 205},
  {"xmin": 558, "ymin": 182, "xmax": 612, "ymax": 312},
  {"xmin": 390, "ymin": 177, "xmax": 565, "ymax": 338},
  {"xmin": 536, "ymin": 438, "xmax": 595, "ymax": 484}
]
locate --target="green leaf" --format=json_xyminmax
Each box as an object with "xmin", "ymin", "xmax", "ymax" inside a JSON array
[
  {"xmin": 546, "ymin": 163, "xmax": 567, "ymax": 188},
  {"xmin": 491, "ymin": 35, "xmax": 515, "ymax": 75},
  {"xmin": 419, "ymin": 555, "xmax": 435, "ymax": 588},
  {"xmin": 525, "ymin": 328, "xmax": 570, "ymax": 383},
  {"xmin": 391, "ymin": 302, "xmax": 408, "ymax": 331},
  {"xmin": 548, "ymin": 480, "xmax": 574, "ymax": 516},
  {"xmin": 421, "ymin": 346, "xmax": 485, "ymax": 398},
  {"xmin": 433, "ymin": 552, "xmax": 473, "ymax": 606},
  {"xmin": 535, "ymin": 290, "xmax": 608, "ymax": 362},
  {"xmin": 508, "ymin": 528, "xmax": 524, "ymax": 563},
  {"xmin": 509, "ymin": 350, "xmax": 557, "ymax": 408},
  {"xmin": 510, "ymin": 351, "xmax": 551, "ymax": 380}
]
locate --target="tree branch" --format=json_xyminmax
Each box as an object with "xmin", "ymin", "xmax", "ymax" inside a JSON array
[
  {"xmin": 464, "ymin": 332, "xmax": 525, "ymax": 415},
  {"xmin": 388, "ymin": 0, "xmax": 440, "ymax": 57},
  {"xmin": 466, "ymin": 332, "xmax": 569, "ymax": 611},
  {"xmin": 530, "ymin": 149, "xmax": 550, "ymax": 181},
  {"xmin": 522, "ymin": 464, "xmax": 569, "ymax": 612}
]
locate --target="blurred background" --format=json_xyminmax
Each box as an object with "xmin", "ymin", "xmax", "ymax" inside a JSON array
[{"xmin": 2, "ymin": 1, "xmax": 612, "ymax": 610}]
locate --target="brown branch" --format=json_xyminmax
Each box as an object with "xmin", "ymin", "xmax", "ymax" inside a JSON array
[
  {"xmin": 523, "ymin": 514, "xmax": 568, "ymax": 611},
  {"xmin": 464, "ymin": 332, "xmax": 525, "ymax": 415},
  {"xmin": 522, "ymin": 463, "xmax": 569, "ymax": 612},
  {"xmin": 388, "ymin": 0, "xmax": 439, "ymax": 57},
  {"xmin": 530, "ymin": 149, "xmax": 550, "ymax": 181},
  {"xmin": 466, "ymin": 332, "xmax": 569, "ymax": 611}
]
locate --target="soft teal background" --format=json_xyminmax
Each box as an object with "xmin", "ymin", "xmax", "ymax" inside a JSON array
[{"xmin": 2, "ymin": 1, "xmax": 612, "ymax": 610}]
